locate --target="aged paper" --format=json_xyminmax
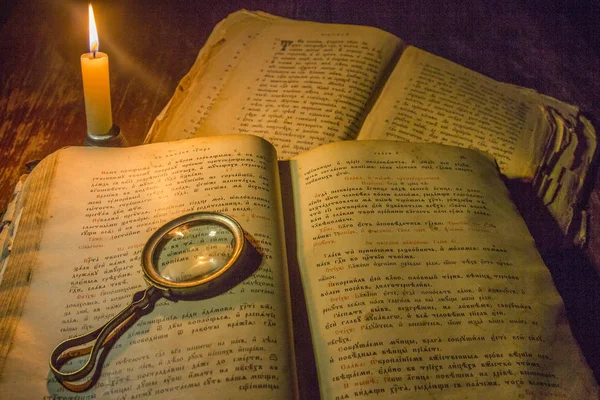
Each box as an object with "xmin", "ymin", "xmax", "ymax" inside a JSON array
[
  {"xmin": 0, "ymin": 135, "xmax": 296, "ymax": 399},
  {"xmin": 146, "ymin": 10, "xmax": 403, "ymax": 159},
  {"xmin": 145, "ymin": 11, "xmax": 278, "ymax": 144},
  {"xmin": 290, "ymin": 140, "xmax": 598, "ymax": 399},
  {"xmin": 357, "ymin": 47, "xmax": 550, "ymax": 179},
  {"xmin": 357, "ymin": 46, "xmax": 597, "ymax": 244}
]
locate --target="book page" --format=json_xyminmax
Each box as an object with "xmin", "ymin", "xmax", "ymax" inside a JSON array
[
  {"xmin": 0, "ymin": 135, "xmax": 296, "ymax": 399},
  {"xmin": 289, "ymin": 140, "xmax": 598, "ymax": 399},
  {"xmin": 145, "ymin": 10, "xmax": 279, "ymax": 144},
  {"xmin": 0, "ymin": 174, "xmax": 28, "ymax": 283},
  {"xmin": 146, "ymin": 10, "xmax": 403, "ymax": 159},
  {"xmin": 358, "ymin": 46, "xmax": 552, "ymax": 179}
]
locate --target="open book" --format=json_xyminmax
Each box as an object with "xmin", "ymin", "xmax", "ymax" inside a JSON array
[
  {"xmin": 0, "ymin": 135, "xmax": 597, "ymax": 399},
  {"xmin": 144, "ymin": 10, "xmax": 596, "ymax": 249}
]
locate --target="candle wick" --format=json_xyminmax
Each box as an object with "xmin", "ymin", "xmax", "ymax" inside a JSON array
[{"xmin": 93, "ymin": 50, "xmax": 97, "ymax": 58}]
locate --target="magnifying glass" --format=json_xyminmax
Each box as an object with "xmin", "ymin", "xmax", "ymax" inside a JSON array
[{"xmin": 49, "ymin": 212, "xmax": 261, "ymax": 392}]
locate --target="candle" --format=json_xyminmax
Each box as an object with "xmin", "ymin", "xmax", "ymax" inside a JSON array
[{"xmin": 81, "ymin": 3, "xmax": 113, "ymax": 136}]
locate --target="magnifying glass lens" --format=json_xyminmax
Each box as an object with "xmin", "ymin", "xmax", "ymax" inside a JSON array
[{"xmin": 154, "ymin": 221, "xmax": 236, "ymax": 283}]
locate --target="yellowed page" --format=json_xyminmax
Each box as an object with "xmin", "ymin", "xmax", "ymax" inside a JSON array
[
  {"xmin": 0, "ymin": 135, "xmax": 296, "ymax": 399},
  {"xmin": 0, "ymin": 175, "xmax": 27, "ymax": 283},
  {"xmin": 290, "ymin": 140, "xmax": 598, "ymax": 399},
  {"xmin": 358, "ymin": 46, "xmax": 551, "ymax": 179},
  {"xmin": 146, "ymin": 10, "xmax": 403, "ymax": 159},
  {"xmin": 145, "ymin": 10, "xmax": 279, "ymax": 144}
]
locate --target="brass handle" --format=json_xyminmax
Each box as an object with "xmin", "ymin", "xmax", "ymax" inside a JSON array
[{"xmin": 49, "ymin": 286, "xmax": 161, "ymax": 392}]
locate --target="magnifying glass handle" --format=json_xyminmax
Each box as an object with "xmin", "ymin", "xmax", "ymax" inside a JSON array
[{"xmin": 49, "ymin": 286, "xmax": 161, "ymax": 392}]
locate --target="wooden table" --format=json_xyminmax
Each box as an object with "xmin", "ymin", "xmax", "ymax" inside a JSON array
[{"xmin": 1, "ymin": 0, "xmax": 599, "ymax": 384}]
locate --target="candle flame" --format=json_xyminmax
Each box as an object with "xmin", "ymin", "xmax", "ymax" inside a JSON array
[{"xmin": 88, "ymin": 3, "xmax": 99, "ymax": 54}]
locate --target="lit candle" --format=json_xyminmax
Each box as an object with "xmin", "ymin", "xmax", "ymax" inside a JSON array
[{"xmin": 81, "ymin": 3, "xmax": 113, "ymax": 136}]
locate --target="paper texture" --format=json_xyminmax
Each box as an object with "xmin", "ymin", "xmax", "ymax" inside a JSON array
[
  {"xmin": 290, "ymin": 140, "xmax": 599, "ymax": 399},
  {"xmin": 0, "ymin": 136, "xmax": 296, "ymax": 399}
]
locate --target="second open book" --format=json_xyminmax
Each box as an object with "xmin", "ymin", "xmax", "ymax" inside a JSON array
[
  {"xmin": 145, "ymin": 10, "xmax": 596, "ymax": 248},
  {"xmin": 0, "ymin": 135, "xmax": 597, "ymax": 398}
]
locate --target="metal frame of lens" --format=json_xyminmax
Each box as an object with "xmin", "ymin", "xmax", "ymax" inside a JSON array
[{"xmin": 142, "ymin": 212, "xmax": 245, "ymax": 297}]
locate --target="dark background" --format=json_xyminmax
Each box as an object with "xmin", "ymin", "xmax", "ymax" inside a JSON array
[{"xmin": 0, "ymin": 0, "xmax": 599, "ymax": 389}]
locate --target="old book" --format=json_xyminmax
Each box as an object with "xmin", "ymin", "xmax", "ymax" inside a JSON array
[
  {"xmin": 0, "ymin": 135, "xmax": 597, "ymax": 399},
  {"xmin": 144, "ymin": 10, "xmax": 596, "ymax": 249}
]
